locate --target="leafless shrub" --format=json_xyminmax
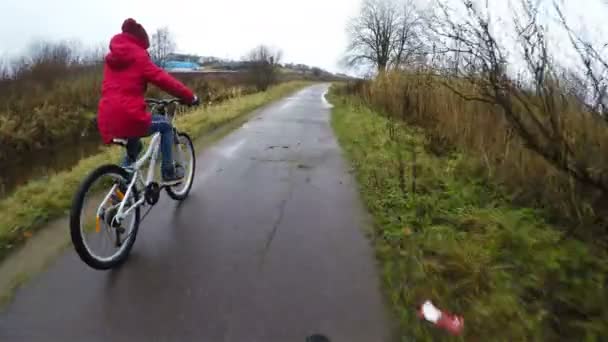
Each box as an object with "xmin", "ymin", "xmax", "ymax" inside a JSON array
[{"xmin": 245, "ymin": 45, "xmax": 283, "ymax": 91}]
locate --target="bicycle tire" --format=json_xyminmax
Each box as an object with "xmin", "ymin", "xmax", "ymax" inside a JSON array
[
  {"xmin": 70, "ymin": 164, "xmax": 140, "ymax": 270},
  {"xmin": 166, "ymin": 132, "xmax": 196, "ymax": 201}
]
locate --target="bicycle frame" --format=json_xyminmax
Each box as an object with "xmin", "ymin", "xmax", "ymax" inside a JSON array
[
  {"xmin": 115, "ymin": 132, "xmax": 162, "ymax": 222},
  {"xmin": 96, "ymin": 99, "xmax": 183, "ymax": 225}
]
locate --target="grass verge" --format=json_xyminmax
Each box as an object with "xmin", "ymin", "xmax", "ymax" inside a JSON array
[
  {"xmin": 329, "ymin": 91, "xmax": 608, "ymax": 341},
  {"xmin": 0, "ymin": 81, "xmax": 311, "ymax": 262}
]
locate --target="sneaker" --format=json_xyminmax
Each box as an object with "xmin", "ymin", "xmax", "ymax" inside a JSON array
[{"xmin": 162, "ymin": 164, "xmax": 185, "ymax": 183}]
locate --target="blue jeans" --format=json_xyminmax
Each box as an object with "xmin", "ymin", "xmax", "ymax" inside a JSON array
[{"xmin": 122, "ymin": 115, "xmax": 174, "ymax": 173}]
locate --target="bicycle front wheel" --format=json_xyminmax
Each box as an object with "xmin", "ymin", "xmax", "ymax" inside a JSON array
[
  {"xmin": 166, "ymin": 132, "xmax": 196, "ymax": 201},
  {"xmin": 70, "ymin": 164, "xmax": 140, "ymax": 270}
]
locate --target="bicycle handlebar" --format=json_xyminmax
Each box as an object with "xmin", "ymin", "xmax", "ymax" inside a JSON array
[
  {"xmin": 144, "ymin": 98, "xmax": 183, "ymax": 106},
  {"xmin": 90, "ymin": 98, "xmax": 193, "ymax": 127}
]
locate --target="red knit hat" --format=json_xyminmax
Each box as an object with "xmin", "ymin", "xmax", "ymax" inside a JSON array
[{"xmin": 121, "ymin": 18, "xmax": 150, "ymax": 49}]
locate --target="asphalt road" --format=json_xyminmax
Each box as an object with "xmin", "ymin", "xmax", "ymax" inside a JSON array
[{"xmin": 0, "ymin": 84, "xmax": 393, "ymax": 342}]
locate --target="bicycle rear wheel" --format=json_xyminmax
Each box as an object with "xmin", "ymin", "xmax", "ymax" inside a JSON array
[{"xmin": 70, "ymin": 164, "xmax": 140, "ymax": 270}]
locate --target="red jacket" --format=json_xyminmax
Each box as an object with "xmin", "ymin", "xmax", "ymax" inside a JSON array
[{"xmin": 97, "ymin": 32, "xmax": 194, "ymax": 144}]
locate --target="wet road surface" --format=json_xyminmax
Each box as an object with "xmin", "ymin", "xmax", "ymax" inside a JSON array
[{"xmin": 0, "ymin": 84, "xmax": 393, "ymax": 342}]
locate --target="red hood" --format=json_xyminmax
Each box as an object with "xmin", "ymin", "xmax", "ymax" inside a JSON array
[{"xmin": 105, "ymin": 33, "xmax": 148, "ymax": 70}]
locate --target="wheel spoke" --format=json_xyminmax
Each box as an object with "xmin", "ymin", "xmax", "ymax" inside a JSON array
[{"xmin": 102, "ymin": 223, "xmax": 114, "ymax": 247}]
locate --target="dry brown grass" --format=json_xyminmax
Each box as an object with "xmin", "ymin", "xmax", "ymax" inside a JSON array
[
  {"xmin": 351, "ymin": 72, "xmax": 608, "ymax": 245},
  {"xmin": 0, "ymin": 57, "xmax": 257, "ymax": 197}
]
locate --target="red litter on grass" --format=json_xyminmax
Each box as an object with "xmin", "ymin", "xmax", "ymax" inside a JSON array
[{"xmin": 417, "ymin": 300, "xmax": 464, "ymax": 336}]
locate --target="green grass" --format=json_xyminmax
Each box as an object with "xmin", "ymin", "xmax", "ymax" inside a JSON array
[
  {"xmin": 0, "ymin": 81, "xmax": 311, "ymax": 262},
  {"xmin": 329, "ymin": 91, "xmax": 608, "ymax": 341}
]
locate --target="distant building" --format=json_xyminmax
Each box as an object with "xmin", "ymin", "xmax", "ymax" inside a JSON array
[
  {"xmin": 166, "ymin": 53, "xmax": 200, "ymax": 63},
  {"xmin": 199, "ymin": 56, "xmax": 221, "ymax": 65},
  {"xmin": 163, "ymin": 60, "xmax": 203, "ymax": 72}
]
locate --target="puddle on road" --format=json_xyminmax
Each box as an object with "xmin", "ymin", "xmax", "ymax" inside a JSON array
[
  {"xmin": 306, "ymin": 334, "xmax": 331, "ymax": 342},
  {"xmin": 266, "ymin": 145, "xmax": 291, "ymax": 150},
  {"xmin": 297, "ymin": 163, "xmax": 314, "ymax": 170}
]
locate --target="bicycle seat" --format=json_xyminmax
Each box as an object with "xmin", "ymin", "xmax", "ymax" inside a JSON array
[{"xmin": 111, "ymin": 138, "xmax": 128, "ymax": 147}]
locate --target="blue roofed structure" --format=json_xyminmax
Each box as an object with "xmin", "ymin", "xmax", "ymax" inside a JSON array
[{"xmin": 163, "ymin": 60, "xmax": 202, "ymax": 72}]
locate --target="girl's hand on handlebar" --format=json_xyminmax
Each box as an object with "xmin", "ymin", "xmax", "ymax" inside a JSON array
[{"xmin": 186, "ymin": 95, "xmax": 200, "ymax": 107}]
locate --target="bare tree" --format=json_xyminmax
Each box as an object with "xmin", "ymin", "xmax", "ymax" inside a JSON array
[
  {"xmin": 393, "ymin": 0, "xmax": 426, "ymax": 68},
  {"xmin": 150, "ymin": 27, "xmax": 176, "ymax": 68},
  {"xmin": 555, "ymin": 3, "xmax": 608, "ymax": 118},
  {"xmin": 246, "ymin": 45, "xmax": 283, "ymax": 91},
  {"xmin": 23, "ymin": 40, "xmax": 80, "ymax": 85},
  {"xmin": 346, "ymin": 0, "xmax": 400, "ymax": 72},
  {"xmin": 346, "ymin": 0, "xmax": 424, "ymax": 72},
  {"xmin": 81, "ymin": 43, "xmax": 107, "ymax": 66},
  {"xmin": 28, "ymin": 40, "xmax": 75, "ymax": 66},
  {"xmin": 0, "ymin": 56, "xmax": 12, "ymax": 80},
  {"xmin": 425, "ymin": 0, "xmax": 608, "ymax": 195}
]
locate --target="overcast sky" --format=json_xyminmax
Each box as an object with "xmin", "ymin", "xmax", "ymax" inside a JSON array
[
  {"xmin": 0, "ymin": 0, "xmax": 606, "ymax": 74},
  {"xmin": 0, "ymin": 0, "xmax": 362, "ymax": 73}
]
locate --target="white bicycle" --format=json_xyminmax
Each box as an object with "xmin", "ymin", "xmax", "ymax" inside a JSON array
[{"xmin": 70, "ymin": 98, "xmax": 196, "ymax": 270}]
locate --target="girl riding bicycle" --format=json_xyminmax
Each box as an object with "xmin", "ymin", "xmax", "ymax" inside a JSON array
[{"xmin": 97, "ymin": 18, "xmax": 199, "ymax": 182}]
